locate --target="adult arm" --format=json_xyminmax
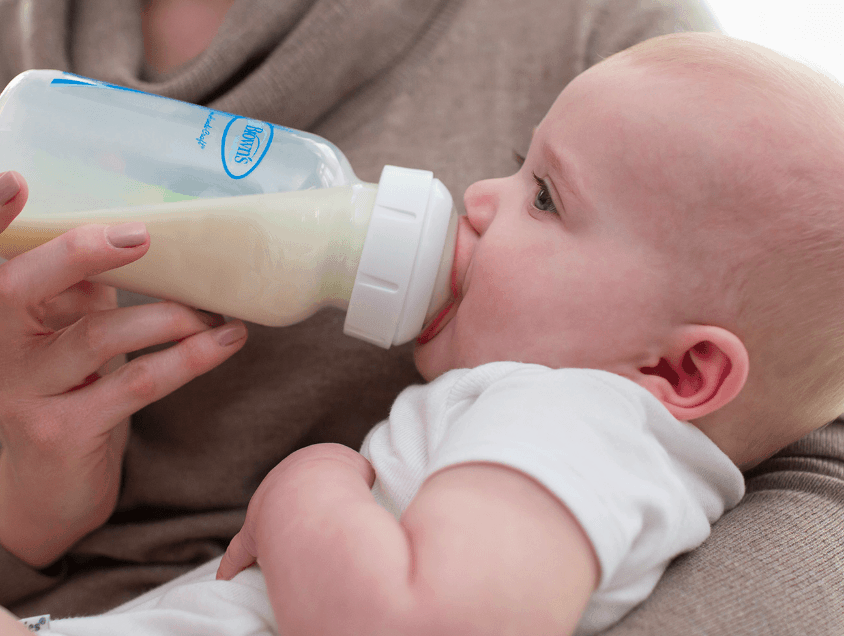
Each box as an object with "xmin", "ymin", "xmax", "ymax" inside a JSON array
[{"xmin": 218, "ymin": 443, "xmax": 599, "ymax": 636}]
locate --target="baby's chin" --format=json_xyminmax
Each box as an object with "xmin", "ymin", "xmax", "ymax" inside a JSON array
[{"xmin": 413, "ymin": 343, "xmax": 446, "ymax": 382}]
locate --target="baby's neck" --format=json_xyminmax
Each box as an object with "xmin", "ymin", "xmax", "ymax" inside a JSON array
[{"xmin": 693, "ymin": 405, "xmax": 822, "ymax": 472}]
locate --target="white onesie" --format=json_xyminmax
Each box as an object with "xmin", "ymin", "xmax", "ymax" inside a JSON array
[{"xmin": 41, "ymin": 362, "xmax": 744, "ymax": 636}]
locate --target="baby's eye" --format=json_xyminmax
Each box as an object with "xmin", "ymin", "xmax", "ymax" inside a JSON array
[{"xmin": 532, "ymin": 173, "xmax": 558, "ymax": 214}]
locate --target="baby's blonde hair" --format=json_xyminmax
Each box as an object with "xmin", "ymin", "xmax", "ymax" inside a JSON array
[{"xmin": 618, "ymin": 33, "xmax": 844, "ymax": 459}]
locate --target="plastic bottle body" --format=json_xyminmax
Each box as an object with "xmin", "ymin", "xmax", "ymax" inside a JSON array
[
  {"xmin": 0, "ymin": 71, "xmax": 457, "ymax": 347},
  {"xmin": 0, "ymin": 70, "xmax": 359, "ymax": 213}
]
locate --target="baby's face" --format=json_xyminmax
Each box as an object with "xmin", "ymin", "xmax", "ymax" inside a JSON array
[{"xmin": 414, "ymin": 56, "xmax": 703, "ymax": 381}]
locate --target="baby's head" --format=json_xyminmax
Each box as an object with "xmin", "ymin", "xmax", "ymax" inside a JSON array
[{"xmin": 414, "ymin": 32, "xmax": 844, "ymax": 469}]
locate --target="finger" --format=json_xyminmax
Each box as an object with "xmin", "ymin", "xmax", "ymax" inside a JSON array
[
  {"xmin": 65, "ymin": 352, "xmax": 127, "ymax": 392},
  {"xmin": 217, "ymin": 531, "xmax": 257, "ymax": 580},
  {"xmin": 193, "ymin": 309, "xmax": 226, "ymax": 329},
  {"xmin": 61, "ymin": 319, "xmax": 247, "ymax": 427},
  {"xmin": 41, "ymin": 281, "xmax": 118, "ymax": 331},
  {"xmin": 34, "ymin": 301, "xmax": 224, "ymax": 394},
  {"xmin": 0, "ymin": 222, "xmax": 148, "ymax": 311},
  {"xmin": 0, "ymin": 171, "xmax": 28, "ymax": 231}
]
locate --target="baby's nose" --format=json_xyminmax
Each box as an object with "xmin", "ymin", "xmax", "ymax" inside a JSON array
[{"xmin": 463, "ymin": 179, "xmax": 499, "ymax": 235}]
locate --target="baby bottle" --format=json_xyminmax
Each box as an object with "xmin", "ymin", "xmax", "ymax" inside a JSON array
[{"xmin": 0, "ymin": 70, "xmax": 458, "ymax": 348}]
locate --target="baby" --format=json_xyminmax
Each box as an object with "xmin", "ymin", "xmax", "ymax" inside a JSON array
[{"xmin": 7, "ymin": 30, "xmax": 844, "ymax": 636}]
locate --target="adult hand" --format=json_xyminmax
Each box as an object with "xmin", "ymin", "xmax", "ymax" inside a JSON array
[{"xmin": 0, "ymin": 172, "xmax": 249, "ymax": 568}]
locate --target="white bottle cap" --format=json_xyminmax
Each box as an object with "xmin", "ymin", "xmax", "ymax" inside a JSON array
[{"xmin": 343, "ymin": 165, "xmax": 455, "ymax": 348}]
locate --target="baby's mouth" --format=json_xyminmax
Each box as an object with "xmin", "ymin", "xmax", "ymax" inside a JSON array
[
  {"xmin": 416, "ymin": 298, "xmax": 457, "ymax": 345},
  {"xmin": 417, "ymin": 224, "xmax": 464, "ymax": 345}
]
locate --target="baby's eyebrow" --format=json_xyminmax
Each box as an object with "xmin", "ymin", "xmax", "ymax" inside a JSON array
[{"xmin": 540, "ymin": 140, "xmax": 584, "ymax": 206}]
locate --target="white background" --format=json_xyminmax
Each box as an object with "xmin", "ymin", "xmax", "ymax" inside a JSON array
[{"xmin": 704, "ymin": 0, "xmax": 844, "ymax": 82}]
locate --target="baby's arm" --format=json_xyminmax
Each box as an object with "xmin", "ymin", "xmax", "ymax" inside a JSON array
[{"xmin": 218, "ymin": 443, "xmax": 598, "ymax": 636}]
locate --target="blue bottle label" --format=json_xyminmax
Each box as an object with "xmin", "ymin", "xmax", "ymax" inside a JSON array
[{"xmin": 220, "ymin": 116, "xmax": 274, "ymax": 179}]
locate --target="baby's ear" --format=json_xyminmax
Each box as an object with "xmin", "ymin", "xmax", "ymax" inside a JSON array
[{"xmin": 635, "ymin": 325, "xmax": 749, "ymax": 421}]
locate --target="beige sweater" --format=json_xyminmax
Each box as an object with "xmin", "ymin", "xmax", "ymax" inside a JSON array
[{"xmin": 0, "ymin": 1, "xmax": 842, "ymax": 634}]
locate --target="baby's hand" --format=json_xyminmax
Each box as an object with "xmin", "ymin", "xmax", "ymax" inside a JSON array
[
  {"xmin": 0, "ymin": 172, "xmax": 248, "ymax": 568},
  {"xmin": 217, "ymin": 443, "xmax": 375, "ymax": 581}
]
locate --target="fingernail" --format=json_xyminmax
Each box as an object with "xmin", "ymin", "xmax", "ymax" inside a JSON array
[
  {"xmin": 215, "ymin": 321, "xmax": 247, "ymax": 346},
  {"xmin": 107, "ymin": 222, "xmax": 147, "ymax": 248},
  {"xmin": 0, "ymin": 171, "xmax": 22, "ymax": 205}
]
